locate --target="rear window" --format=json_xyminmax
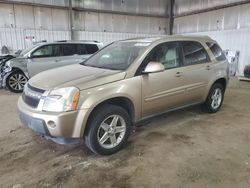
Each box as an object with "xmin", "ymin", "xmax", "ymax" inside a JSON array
[
  {"xmin": 182, "ymin": 41, "xmax": 210, "ymax": 65},
  {"xmin": 86, "ymin": 44, "xmax": 99, "ymax": 54},
  {"xmin": 206, "ymin": 42, "xmax": 226, "ymax": 61}
]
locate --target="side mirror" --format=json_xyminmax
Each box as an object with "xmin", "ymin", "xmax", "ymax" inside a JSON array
[
  {"xmin": 27, "ymin": 54, "xmax": 32, "ymax": 59},
  {"xmin": 142, "ymin": 61, "xmax": 165, "ymax": 74}
]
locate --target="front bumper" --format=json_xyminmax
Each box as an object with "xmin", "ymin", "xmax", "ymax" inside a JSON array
[
  {"xmin": 18, "ymin": 109, "xmax": 51, "ymax": 136},
  {"xmin": 17, "ymin": 96, "xmax": 91, "ymax": 138}
]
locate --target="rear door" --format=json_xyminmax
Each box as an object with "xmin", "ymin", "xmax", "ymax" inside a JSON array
[
  {"xmin": 58, "ymin": 44, "xmax": 83, "ymax": 66},
  {"xmin": 179, "ymin": 41, "xmax": 212, "ymax": 103},
  {"xmin": 141, "ymin": 42, "xmax": 190, "ymax": 117},
  {"xmin": 27, "ymin": 44, "xmax": 62, "ymax": 77},
  {"xmin": 60, "ymin": 43, "xmax": 99, "ymax": 64}
]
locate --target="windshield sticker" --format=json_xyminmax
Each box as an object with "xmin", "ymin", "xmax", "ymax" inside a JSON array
[{"xmin": 134, "ymin": 43, "xmax": 151, "ymax": 47}]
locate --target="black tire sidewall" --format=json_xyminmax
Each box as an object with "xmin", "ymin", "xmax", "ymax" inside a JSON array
[
  {"xmin": 85, "ymin": 104, "xmax": 131, "ymax": 155},
  {"xmin": 205, "ymin": 83, "xmax": 225, "ymax": 113},
  {"xmin": 6, "ymin": 71, "xmax": 27, "ymax": 93}
]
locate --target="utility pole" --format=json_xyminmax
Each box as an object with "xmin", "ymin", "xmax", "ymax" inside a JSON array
[
  {"xmin": 169, "ymin": 0, "xmax": 175, "ymax": 35},
  {"xmin": 69, "ymin": 0, "xmax": 74, "ymax": 40}
]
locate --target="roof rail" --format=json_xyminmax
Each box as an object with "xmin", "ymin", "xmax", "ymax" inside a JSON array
[
  {"xmin": 80, "ymin": 40, "xmax": 100, "ymax": 43},
  {"xmin": 55, "ymin": 40, "xmax": 100, "ymax": 43},
  {"xmin": 56, "ymin": 40, "xmax": 67, "ymax": 42},
  {"xmin": 33, "ymin": 40, "xmax": 47, "ymax": 44}
]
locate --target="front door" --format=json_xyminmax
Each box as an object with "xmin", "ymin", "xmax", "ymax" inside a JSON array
[
  {"xmin": 141, "ymin": 42, "xmax": 189, "ymax": 117},
  {"xmin": 27, "ymin": 44, "xmax": 62, "ymax": 77}
]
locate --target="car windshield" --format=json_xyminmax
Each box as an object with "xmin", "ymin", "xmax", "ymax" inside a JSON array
[
  {"xmin": 19, "ymin": 43, "xmax": 42, "ymax": 57},
  {"xmin": 81, "ymin": 41, "xmax": 150, "ymax": 70}
]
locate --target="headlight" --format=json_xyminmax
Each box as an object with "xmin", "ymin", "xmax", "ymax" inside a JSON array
[
  {"xmin": 3, "ymin": 61, "xmax": 12, "ymax": 73},
  {"xmin": 42, "ymin": 87, "xmax": 80, "ymax": 112}
]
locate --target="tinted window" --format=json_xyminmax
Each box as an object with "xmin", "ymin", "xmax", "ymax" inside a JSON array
[
  {"xmin": 86, "ymin": 44, "xmax": 99, "ymax": 54},
  {"xmin": 32, "ymin": 45, "xmax": 61, "ymax": 58},
  {"xmin": 62, "ymin": 44, "xmax": 77, "ymax": 56},
  {"xmin": 76, "ymin": 44, "xmax": 87, "ymax": 55},
  {"xmin": 143, "ymin": 42, "xmax": 180, "ymax": 70},
  {"xmin": 182, "ymin": 41, "xmax": 210, "ymax": 65},
  {"xmin": 206, "ymin": 42, "xmax": 226, "ymax": 61}
]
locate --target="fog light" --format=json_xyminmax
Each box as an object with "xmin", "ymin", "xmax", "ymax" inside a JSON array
[{"xmin": 47, "ymin": 120, "xmax": 56, "ymax": 128}]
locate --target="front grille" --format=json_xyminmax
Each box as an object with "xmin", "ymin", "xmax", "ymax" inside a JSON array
[
  {"xmin": 22, "ymin": 84, "xmax": 45, "ymax": 108},
  {"xmin": 22, "ymin": 94, "xmax": 40, "ymax": 108}
]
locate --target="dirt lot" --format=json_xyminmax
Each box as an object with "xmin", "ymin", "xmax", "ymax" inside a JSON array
[{"xmin": 0, "ymin": 78, "xmax": 250, "ymax": 188}]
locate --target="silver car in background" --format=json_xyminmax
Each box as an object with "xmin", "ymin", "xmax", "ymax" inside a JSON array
[{"xmin": 1, "ymin": 40, "xmax": 103, "ymax": 92}]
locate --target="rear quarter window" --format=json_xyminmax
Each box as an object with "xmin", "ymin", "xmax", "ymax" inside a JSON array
[{"xmin": 206, "ymin": 42, "xmax": 226, "ymax": 61}]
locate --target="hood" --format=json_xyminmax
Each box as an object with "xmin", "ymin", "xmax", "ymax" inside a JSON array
[{"xmin": 29, "ymin": 64, "xmax": 126, "ymax": 90}]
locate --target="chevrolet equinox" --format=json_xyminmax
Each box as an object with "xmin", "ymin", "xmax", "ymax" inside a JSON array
[{"xmin": 17, "ymin": 36, "xmax": 229, "ymax": 155}]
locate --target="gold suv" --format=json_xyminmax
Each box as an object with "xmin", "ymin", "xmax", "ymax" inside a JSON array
[{"xmin": 17, "ymin": 36, "xmax": 229, "ymax": 155}]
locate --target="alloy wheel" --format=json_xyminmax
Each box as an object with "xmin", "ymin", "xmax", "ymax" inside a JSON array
[
  {"xmin": 211, "ymin": 88, "xmax": 222, "ymax": 109},
  {"xmin": 8, "ymin": 73, "xmax": 27, "ymax": 91},
  {"xmin": 97, "ymin": 115, "xmax": 126, "ymax": 149}
]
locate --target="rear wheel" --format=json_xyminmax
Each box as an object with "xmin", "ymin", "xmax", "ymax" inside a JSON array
[
  {"xmin": 6, "ymin": 71, "xmax": 28, "ymax": 93},
  {"xmin": 203, "ymin": 83, "xmax": 224, "ymax": 113},
  {"xmin": 84, "ymin": 104, "xmax": 131, "ymax": 155}
]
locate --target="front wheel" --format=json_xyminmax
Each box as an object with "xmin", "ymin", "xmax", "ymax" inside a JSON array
[
  {"xmin": 203, "ymin": 83, "xmax": 225, "ymax": 113},
  {"xmin": 6, "ymin": 70, "xmax": 28, "ymax": 93},
  {"xmin": 84, "ymin": 104, "xmax": 131, "ymax": 155}
]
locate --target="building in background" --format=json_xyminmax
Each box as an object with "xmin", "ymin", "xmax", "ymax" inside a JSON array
[
  {"xmin": 0, "ymin": 0, "xmax": 169, "ymax": 52},
  {"xmin": 173, "ymin": 0, "xmax": 250, "ymax": 76},
  {"xmin": 0, "ymin": 0, "xmax": 250, "ymax": 76}
]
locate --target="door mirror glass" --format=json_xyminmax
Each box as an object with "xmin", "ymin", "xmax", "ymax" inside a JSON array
[
  {"xmin": 142, "ymin": 61, "xmax": 165, "ymax": 74},
  {"xmin": 27, "ymin": 54, "xmax": 32, "ymax": 59}
]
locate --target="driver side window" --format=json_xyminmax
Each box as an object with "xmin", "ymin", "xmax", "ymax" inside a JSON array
[
  {"xmin": 32, "ymin": 45, "xmax": 61, "ymax": 58},
  {"xmin": 136, "ymin": 42, "xmax": 181, "ymax": 75},
  {"xmin": 148, "ymin": 42, "xmax": 180, "ymax": 69},
  {"xmin": 32, "ymin": 45, "xmax": 53, "ymax": 58}
]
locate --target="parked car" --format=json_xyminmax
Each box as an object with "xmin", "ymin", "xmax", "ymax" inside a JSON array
[
  {"xmin": 17, "ymin": 36, "xmax": 229, "ymax": 155},
  {"xmin": 0, "ymin": 54, "xmax": 16, "ymax": 88},
  {"xmin": 1, "ymin": 40, "xmax": 103, "ymax": 92}
]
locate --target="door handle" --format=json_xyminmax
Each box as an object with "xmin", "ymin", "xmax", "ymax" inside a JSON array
[
  {"xmin": 55, "ymin": 59, "xmax": 60, "ymax": 62},
  {"xmin": 206, "ymin": 65, "xmax": 211, "ymax": 70},
  {"xmin": 175, "ymin": 72, "xmax": 182, "ymax": 77}
]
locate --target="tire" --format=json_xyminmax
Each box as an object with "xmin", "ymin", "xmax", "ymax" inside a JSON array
[
  {"xmin": 203, "ymin": 83, "xmax": 225, "ymax": 113},
  {"xmin": 6, "ymin": 70, "xmax": 28, "ymax": 93},
  {"xmin": 244, "ymin": 66, "xmax": 250, "ymax": 78},
  {"xmin": 84, "ymin": 104, "xmax": 131, "ymax": 155}
]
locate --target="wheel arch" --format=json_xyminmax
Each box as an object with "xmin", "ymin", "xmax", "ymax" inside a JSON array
[
  {"xmin": 204, "ymin": 77, "xmax": 227, "ymax": 101},
  {"xmin": 10, "ymin": 67, "xmax": 26, "ymax": 75},
  {"xmin": 83, "ymin": 96, "xmax": 135, "ymax": 136},
  {"xmin": 2, "ymin": 68, "xmax": 28, "ymax": 87},
  {"xmin": 213, "ymin": 77, "xmax": 227, "ymax": 91}
]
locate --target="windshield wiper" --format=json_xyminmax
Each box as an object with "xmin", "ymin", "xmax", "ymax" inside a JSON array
[{"xmin": 81, "ymin": 64, "xmax": 120, "ymax": 70}]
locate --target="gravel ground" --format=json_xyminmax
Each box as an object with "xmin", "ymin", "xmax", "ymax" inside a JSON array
[{"xmin": 0, "ymin": 78, "xmax": 250, "ymax": 188}]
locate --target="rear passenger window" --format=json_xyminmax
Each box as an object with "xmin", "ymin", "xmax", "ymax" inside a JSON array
[
  {"xmin": 182, "ymin": 41, "xmax": 210, "ymax": 65},
  {"xmin": 86, "ymin": 44, "xmax": 99, "ymax": 54},
  {"xmin": 62, "ymin": 44, "xmax": 77, "ymax": 56},
  {"xmin": 76, "ymin": 44, "xmax": 87, "ymax": 55},
  {"xmin": 206, "ymin": 43, "xmax": 226, "ymax": 61}
]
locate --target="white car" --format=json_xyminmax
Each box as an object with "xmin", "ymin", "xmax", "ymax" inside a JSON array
[{"xmin": 1, "ymin": 40, "xmax": 103, "ymax": 92}]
